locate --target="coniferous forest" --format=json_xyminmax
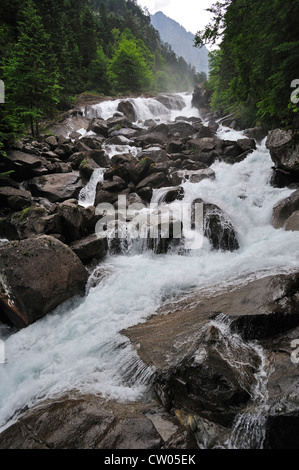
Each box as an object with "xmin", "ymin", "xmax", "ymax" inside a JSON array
[
  {"xmin": 194, "ymin": 0, "xmax": 299, "ymax": 129},
  {"xmin": 0, "ymin": 0, "xmax": 200, "ymax": 147}
]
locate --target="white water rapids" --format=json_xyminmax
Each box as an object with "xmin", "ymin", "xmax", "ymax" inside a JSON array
[{"xmin": 0, "ymin": 93, "xmax": 299, "ymax": 446}]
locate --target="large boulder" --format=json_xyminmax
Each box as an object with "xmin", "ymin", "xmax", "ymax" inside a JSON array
[
  {"xmin": 191, "ymin": 86, "xmax": 211, "ymax": 116},
  {"xmin": 266, "ymin": 129, "xmax": 299, "ymax": 186},
  {"xmin": 117, "ymin": 100, "xmax": 137, "ymax": 121},
  {"xmin": 244, "ymin": 127, "xmax": 268, "ymax": 143},
  {"xmin": 0, "ymin": 186, "xmax": 32, "ymax": 212},
  {"xmin": 271, "ymin": 190, "xmax": 299, "ymax": 229},
  {"xmin": 285, "ymin": 210, "xmax": 299, "ymax": 231},
  {"xmin": 28, "ymin": 172, "xmax": 84, "ymax": 203},
  {"xmin": 3, "ymin": 151, "xmax": 44, "ymax": 181},
  {"xmin": 0, "ymin": 204, "xmax": 60, "ymax": 241},
  {"xmin": 0, "ymin": 392, "xmax": 195, "ymax": 449},
  {"xmin": 125, "ymin": 272, "xmax": 299, "ymax": 446},
  {"xmin": 192, "ymin": 198, "xmax": 239, "ymax": 251},
  {"xmin": 155, "ymin": 93, "xmax": 186, "ymax": 111},
  {"xmin": 86, "ymin": 118, "xmax": 109, "ymax": 137},
  {"xmin": 70, "ymin": 233, "xmax": 108, "ymax": 264},
  {"xmin": 136, "ymin": 172, "xmax": 171, "ymax": 191},
  {"xmin": 0, "ymin": 235, "xmax": 88, "ymax": 328}
]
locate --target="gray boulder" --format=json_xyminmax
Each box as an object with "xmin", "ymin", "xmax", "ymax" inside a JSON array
[
  {"xmin": 28, "ymin": 172, "xmax": 84, "ymax": 203},
  {"xmin": 271, "ymin": 190, "xmax": 299, "ymax": 229},
  {"xmin": 0, "ymin": 235, "xmax": 88, "ymax": 328},
  {"xmin": 266, "ymin": 129, "xmax": 299, "ymax": 186},
  {"xmin": 285, "ymin": 210, "xmax": 299, "ymax": 231}
]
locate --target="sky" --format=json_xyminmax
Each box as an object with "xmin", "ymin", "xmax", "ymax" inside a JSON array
[{"xmin": 136, "ymin": 0, "xmax": 215, "ymax": 35}]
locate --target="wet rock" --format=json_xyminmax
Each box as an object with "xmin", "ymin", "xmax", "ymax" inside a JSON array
[
  {"xmin": 89, "ymin": 149, "xmax": 110, "ymax": 168},
  {"xmin": 69, "ymin": 131, "xmax": 82, "ymax": 140},
  {"xmin": 167, "ymin": 122, "xmax": 196, "ymax": 139},
  {"xmin": 105, "ymin": 135, "xmax": 135, "ymax": 146},
  {"xmin": 0, "ymin": 204, "xmax": 60, "ymax": 241},
  {"xmin": 70, "ymin": 233, "xmax": 108, "ymax": 264},
  {"xmin": 187, "ymin": 137, "xmax": 222, "ymax": 165},
  {"xmin": 143, "ymin": 209, "xmax": 183, "ymax": 254},
  {"xmin": 0, "ymin": 186, "xmax": 32, "ymax": 212},
  {"xmin": 0, "ymin": 393, "xmax": 187, "ymax": 450},
  {"xmin": 4, "ymin": 150, "xmax": 43, "ymax": 181},
  {"xmin": 266, "ymin": 129, "xmax": 299, "ymax": 186},
  {"xmin": 87, "ymin": 118, "xmax": 109, "ymax": 137},
  {"xmin": 98, "ymin": 175, "xmax": 127, "ymax": 193},
  {"xmin": 141, "ymin": 147, "xmax": 169, "ymax": 163},
  {"xmin": 155, "ymin": 93, "xmax": 186, "ymax": 111},
  {"xmin": 106, "ymin": 115, "xmax": 132, "ymax": 130},
  {"xmin": 188, "ymin": 168, "xmax": 216, "ymax": 183},
  {"xmin": 79, "ymin": 156, "xmax": 99, "ymax": 180},
  {"xmin": 0, "ymin": 235, "xmax": 88, "ymax": 328},
  {"xmin": 167, "ymin": 140, "xmax": 185, "ymax": 154},
  {"xmin": 191, "ymin": 86, "xmax": 211, "ymax": 116},
  {"xmin": 136, "ymin": 172, "xmax": 171, "ymax": 191},
  {"xmin": 191, "ymin": 198, "xmax": 239, "ymax": 252},
  {"xmin": 157, "ymin": 186, "xmax": 185, "ymax": 204},
  {"xmin": 28, "ymin": 172, "xmax": 84, "ymax": 203},
  {"xmin": 208, "ymin": 120, "xmax": 219, "ymax": 133},
  {"xmin": 73, "ymin": 140, "xmax": 91, "ymax": 154},
  {"xmin": 53, "ymin": 201, "xmax": 97, "ymax": 243},
  {"xmin": 136, "ymin": 187, "xmax": 152, "ymax": 204},
  {"xmin": 285, "ymin": 210, "xmax": 299, "ymax": 231},
  {"xmin": 125, "ymin": 271, "xmax": 299, "ymax": 442},
  {"xmin": 244, "ymin": 127, "xmax": 268, "ymax": 143},
  {"xmin": 135, "ymin": 132, "xmax": 169, "ymax": 148},
  {"xmin": 117, "ymin": 99, "xmax": 137, "ymax": 121},
  {"xmin": 79, "ymin": 135, "xmax": 104, "ymax": 149},
  {"xmin": 45, "ymin": 135, "xmax": 58, "ymax": 148},
  {"xmin": 271, "ymin": 190, "xmax": 299, "ymax": 228},
  {"xmin": 218, "ymin": 139, "xmax": 256, "ymax": 164}
]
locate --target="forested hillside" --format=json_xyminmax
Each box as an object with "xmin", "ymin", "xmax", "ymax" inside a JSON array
[
  {"xmin": 195, "ymin": 0, "xmax": 299, "ymax": 129},
  {"xmin": 0, "ymin": 0, "xmax": 200, "ymax": 146}
]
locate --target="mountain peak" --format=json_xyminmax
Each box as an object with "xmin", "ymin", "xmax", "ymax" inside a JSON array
[{"xmin": 151, "ymin": 11, "xmax": 209, "ymax": 76}]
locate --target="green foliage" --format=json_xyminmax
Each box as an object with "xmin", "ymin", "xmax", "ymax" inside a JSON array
[
  {"xmin": 2, "ymin": 0, "xmax": 60, "ymax": 136},
  {"xmin": 0, "ymin": 0, "xmax": 200, "ymax": 153},
  {"xmin": 196, "ymin": 0, "xmax": 299, "ymax": 128},
  {"xmin": 109, "ymin": 37, "xmax": 153, "ymax": 93}
]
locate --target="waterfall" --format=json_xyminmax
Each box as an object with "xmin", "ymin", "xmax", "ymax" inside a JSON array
[
  {"xmin": 202, "ymin": 314, "xmax": 272, "ymax": 449},
  {"xmin": 78, "ymin": 168, "xmax": 105, "ymax": 208},
  {"xmin": 0, "ymin": 92, "xmax": 298, "ymax": 443}
]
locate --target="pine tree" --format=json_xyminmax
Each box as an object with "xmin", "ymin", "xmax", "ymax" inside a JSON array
[{"xmin": 3, "ymin": 0, "xmax": 60, "ymax": 136}]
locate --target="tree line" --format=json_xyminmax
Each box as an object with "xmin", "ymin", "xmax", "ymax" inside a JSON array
[
  {"xmin": 0, "ymin": 0, "xmax": 201, "ymax": 147},
  {"xmin": 195, "ymin": 0, "xmax": 299, "ymax": 129}
]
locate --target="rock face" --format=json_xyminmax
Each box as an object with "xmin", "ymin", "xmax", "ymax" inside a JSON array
[
  {"xmin": 266, "ymin": 129, "xmax": 299, "ymax": 186},
  {"xmin": 271, "ymin": 190, "xmax": 299, "ymax": 229},
  {"xmin": 70, "ymin": 233, "xmax": 108, "ymax": 264},
  {"xmin": 0, "ymin": 186, "xmax": 32, "ymax": 211},
  {"xmin": 0, "ymin": 236, "xmax": 88, "ymax": 328},
  {"xmin": 192, "ymin": 198, "xmax": 239, "ymax": 252},
  {"xmin": 28, "ymin": 172, "xmax": 84, "ymax": 203},
  {"xmin": 125, "ymin": 272, "xmax": 299, "ymax": 448},
  {"xmin": 285, "ymin": 210, "xmax": 299, "ymax": 231},
  {"xmin": 191, "ymin": 86, "xmax": 211, "ymax": 117},
  {"xmin": 0, "ymin": 392, "xmax": 196, "ymax": 449}
]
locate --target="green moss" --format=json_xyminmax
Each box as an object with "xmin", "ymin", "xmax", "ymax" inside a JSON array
[
  {"xmin": 80, "ymin": 157, "xmax": 90, "ymax": 168},
  {"xmin": 19, "ymin": 207, "xmax": 31, "ymax": 221},
  {"xmin": 139, "ymin": 156, "xmax": 152, "ymax": 166}
]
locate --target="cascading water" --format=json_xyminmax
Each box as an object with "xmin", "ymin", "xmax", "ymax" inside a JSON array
[
  {"xmin": 0, "ymin": 92, "xmax": 298, "ymax": 446},
  {"xmin": 199, "ymin": 313, "xmax": 272, "ymax": 449}
]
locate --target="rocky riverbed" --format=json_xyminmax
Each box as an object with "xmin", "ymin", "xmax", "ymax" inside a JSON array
[{"xmin": 0, "ymin": 89, "xmax": 298, "ymax": 448}]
